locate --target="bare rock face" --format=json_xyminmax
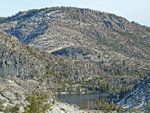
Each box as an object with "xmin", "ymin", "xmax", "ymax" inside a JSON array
[
  {"xmin": 0, "ymin": 31, "xmax": 46, "ymax": 77},
  {"xmin": 0, "ymin": 77, "xmax": 51, "ymax": 112}
]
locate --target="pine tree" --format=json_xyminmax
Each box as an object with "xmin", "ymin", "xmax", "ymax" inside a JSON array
[{"xmin": 23, "ymin": 90, "xmax": 52, "ymax": 113}]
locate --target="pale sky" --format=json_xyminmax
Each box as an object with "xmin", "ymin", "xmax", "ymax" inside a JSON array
[{"xmin": 0, "ymin": 0, "xmax": 150, "ymax": 26}]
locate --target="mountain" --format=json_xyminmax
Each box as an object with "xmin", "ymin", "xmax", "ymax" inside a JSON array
[
  {"xmin": 1, "ymin": 7, "xmax": 150, "ymax": 93},
  {"xmin": 1, "ymin": 7, "xmax": 150, "ymax": 60},
  {"xmin": 0, "ymin": 6, "xmax": 150, "ymax": 111},
  {"xmin": 0, "ymin": 7, "xmax": 149, "ymax": 57}
]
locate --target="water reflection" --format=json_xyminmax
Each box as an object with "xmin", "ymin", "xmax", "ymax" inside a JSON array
[{"xmin": 58, "ymin": 93, "xmax": 109, "ymax": 109}]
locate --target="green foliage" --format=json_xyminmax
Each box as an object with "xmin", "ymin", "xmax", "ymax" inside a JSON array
[
  {"xmin": 0, "ymin": 17, "xmax": 5, "ymax": 23},
  {"xmin": 146, "ymin": 104, "xmax": 150, "ymax": 113},
  {"xmin": 117, "ymin": 105, "xmax": 124, "ymax": 112},
  {"xmin": 0, "ymin": 102, "xmax": 4, "ymax": 111},
  {"xmin": 8, "ymin": 105, "xmax": 19, "ymax": 113},
  {"xmin": 0, "ymin": 103, "xmax": 19, "ymax": 113},
  {"xmin": 60, "ymin": 108, "xmax": 67, "ymax": 113},
  {"xmin": 71, "ymin": 10, "xmax": 82, "ymax": 19},
  {"xmin": 95, "ymin": 99, "xmax": 124, "ymax": 112},
  {"xmin": 23, "ymin": 90, "xmax": 52, "ymax": 113}
]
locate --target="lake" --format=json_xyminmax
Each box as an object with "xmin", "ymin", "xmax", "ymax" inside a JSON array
[{"xmin": 58, "ymin": 93, "xmax": 110, "ymax": 109}]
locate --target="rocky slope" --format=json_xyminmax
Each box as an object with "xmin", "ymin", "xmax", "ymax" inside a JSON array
[
  {"xmin": 0, "ymin": 31, "xmax": 103, "ymax": 81},
  {"xmin": 118, "ymin": 75, "xmax": 150, "ymax": 112},
  {"xmin": 1, "ymin": 7, "xmax": 150, "ymax": 61},
  {"xmin": 0, "ymin": 31, "xmax": 46, "ymax": 77},
  {"xmin": 1, "ymin": 7, "xmax": 150, "ymax": 76},
  {"xmin": 0, "ymin": 76, "xmax": 51, "ymax": 112}
]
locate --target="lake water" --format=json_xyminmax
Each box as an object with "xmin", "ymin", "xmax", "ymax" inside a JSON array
[{"xmin": 58, "ymin": 93, "xmax": 109, "ymax": 109}]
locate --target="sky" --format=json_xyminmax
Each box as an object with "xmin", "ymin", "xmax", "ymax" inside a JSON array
[{"xmin": 0, "ymin": 0, "xmax": 150, "ymax": 26}]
